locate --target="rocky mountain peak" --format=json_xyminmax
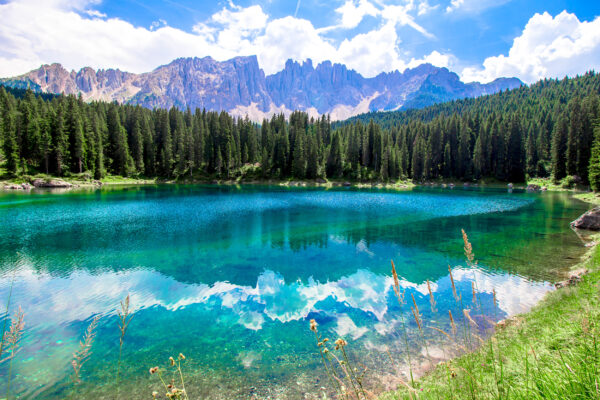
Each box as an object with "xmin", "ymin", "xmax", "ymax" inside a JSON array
[{"xmin": 1, "ymin": 56, "xmax": 523, "ymax": 121}]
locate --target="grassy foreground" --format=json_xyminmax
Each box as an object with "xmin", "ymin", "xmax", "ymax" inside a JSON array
[{"xmin": 378, "ymin": 237, "xmax": 600, "ymax": 400}]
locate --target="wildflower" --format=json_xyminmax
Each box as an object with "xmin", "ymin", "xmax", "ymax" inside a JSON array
[
  {"xmin": 334, "ymin": 338, "xmax": 347, "ymax": 350},
  {"xmin": 310, "ymin": 319, "xmax": 317, "ymax": 332},
  {"xmin": 152, "ymin": 391, "xmax": 158, "ymax": 398},
  {"xmin": 178, "ymin": 353, "xmax": 185, "ymax": 360},
  {"xmin": 169, "ymin": 356, "xmax": 175, "ymax": 366},
  {"xmin": 149, "ymin": 366, "xmax": 159, "ymax": 375}
]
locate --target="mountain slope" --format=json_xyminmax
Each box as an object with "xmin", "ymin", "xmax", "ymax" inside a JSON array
[{"xmin": 1, "ymin": 56, "xmax": 522, "ymax": 121}]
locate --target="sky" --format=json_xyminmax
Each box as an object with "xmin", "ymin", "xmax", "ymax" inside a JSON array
[{"xmin": 0, "ymin": 0, "xmax": 599, "ymax": 83}]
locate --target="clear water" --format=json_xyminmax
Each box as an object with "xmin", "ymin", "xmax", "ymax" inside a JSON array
[{"xmin": 0, "ymin": 185, "xmax": 590, "ymax": 399}]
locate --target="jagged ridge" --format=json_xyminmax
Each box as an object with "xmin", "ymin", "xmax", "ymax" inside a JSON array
[{"xmin": 1, "ymin": 56, "xmax": 522, "ymax": 121}]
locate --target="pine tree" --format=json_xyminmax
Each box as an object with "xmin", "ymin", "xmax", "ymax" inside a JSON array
[
  {"xmin": 506, "ymin": 116, "xmax": 524, "ymax": 182},
  {"xmin": 326, "ymin": 132, "xmax": 343, "ymax": 178},
  {"xmin": 552, "ymin": 115, "xmax": 569, "ymax": 182},
  {"xmin": 53, "ymin": 105, "xmax": 69, "ymax": 176},
  {"xmin": 292, "ymin": 132, "xmax": 306, "ymax": 178},
  {"xmin": 589, "ymin": 116, "xmax": 600, "ymax": 191}
]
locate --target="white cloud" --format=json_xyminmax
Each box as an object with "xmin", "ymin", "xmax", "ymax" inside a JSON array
[
  {"xmin": 0, "ymin": 0, "xmax": 447, "ymax": 79},
  {"xmin": 446, "ymin": 0, "xmax": 511, "ymax": 14},
  {"xmin": 418, "ymin": 0, "xmax": 439, "ymax": 16},
  {"xmin": 462, "ymin": 11, "xmax": 600, "ymax": 83},
  {"xmin": 335, "ymin": 0, "xmax": 380, "ymax": 29}
]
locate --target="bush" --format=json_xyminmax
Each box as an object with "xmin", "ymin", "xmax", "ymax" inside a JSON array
[{"xmin": 560, "ymin": 175, "xmax": 576, "ymax": 189}]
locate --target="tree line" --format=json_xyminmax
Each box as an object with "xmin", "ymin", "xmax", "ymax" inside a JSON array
[{"xmin": 1, "ymin": 71, "xmax": 600, "ymax": 188}]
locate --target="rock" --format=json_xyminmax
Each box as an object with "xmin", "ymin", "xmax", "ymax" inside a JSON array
[
  {"xmin": 507, "ymin": 183, "xmax": 514, "ymax": 189},
  {"xmin": 571, "ymin": 207, "xmax": 600, "ymax": 230},
  {"xmin": 3, "ymin": 184, "xmax": 23, "ymax": 190},
  {"xmin": 92, "ymin": 180, "xmax": 103, "ymax": 186},
  {"xmin": 21, "ymin": 183, "xmax": 33, "ymax": 190},
  {"xmin": 555, "ymin": 268, "xmax": 588, "ymax": 288},
  {"xmin": 541, "ymin": 186, "xmax": 548, "ymax": 191},
  {"xmin": 342, "ymin": 182, "xmax": 351, "ymax": 187},
  {"xmin": 4, "ymin": 58, "xmax": 522, "ymax": 121},
  {"xmin": 32, "ymin": 179, "xmax": 72, "ymax": 188},
  {"xmin": 315, "ymin": 178, "xmax": 327, "ymax": 184},
  {"xmin": 526, "ymin": 184, "xmax": 541, "ymax": 192}
]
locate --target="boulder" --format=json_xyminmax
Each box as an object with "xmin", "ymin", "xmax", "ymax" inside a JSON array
[
  {"xmin": 526, "ymin": 184, "xmax": 541, "ymax": 192},
  {"xmin": 3, "ymin": 184, "xmax": 23, "ymax": 190},
  {"xmin": 541, "ymin": 186, "xmax": 548, "ymax": 191},
  {"xmin": 342, "ymin": 182, "xmax": 351, "ymax": 187},
  {"xmin": 316, "ymin": 178, "xmax": 327, "ymax": 184},
  {"xmin": 571, "ymin": 207, "xmax": 600, "ymax": 230},
  {"xmin": 507, "ymin": 183, "xmax": 514, "ymax": 189},
  {"xmin": 32, "ymin": 179, "xmax": 72, "ymax": 188},
  {"xmin": 21, "ymin": 183, "xmax": 33, "ymax": 190},
  {"xmin": 555, "ymin": 268, "xmax": 588, "ymax": 288}
]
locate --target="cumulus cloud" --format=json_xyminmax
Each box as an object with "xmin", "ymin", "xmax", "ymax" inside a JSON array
[
  {"xmin": 0, "ymin": 0, "xmax": 448, "ymax": 78},
  {"xmin": 335, "ymin": 0, "xmax": 380, "ymax": 29},
  {"xmin": 462, "ymin": 11, "xmax": 600, "ymax": 83}
]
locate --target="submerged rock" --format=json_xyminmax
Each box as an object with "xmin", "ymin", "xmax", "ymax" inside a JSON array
[{"xmin": 571, "ymin": 207, "xmax": 600, "ymax": 230}]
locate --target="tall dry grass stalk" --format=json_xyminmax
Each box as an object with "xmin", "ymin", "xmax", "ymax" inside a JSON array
[
  {"xmin": 410, "ymin": 293, "xmax": 422, "ymax": 332},
  {"xmin": 462, "ymin": 229, "xmax": 475, "ymax": 266},
  {"xmin": 71, "ymin": 315, "xmax": 100, "ymax": 384},
  {"xmin": 449, "ymin": 310, "xmax": 457, "ymax": 336},
  {"xmin": 116, "ymin": 294, "xmax": 133, "ymax": 396},
  {"xmin": 448, "ymin": 265, "xmax": 458, "ymax": 301},
  {"xmin": 0, "ymin": 269, "xmax": 18, "ymax": 363},
  {"xmin": 390, "ymin": 260, "xmax": 415, "ymax": 387},
  {"xmin": 426, "ymin": 280, "xmax": 437, "ymax": 313},
  {"xmin": 2, "ymin": 306, "xmax": 25, "ymax": 399}
]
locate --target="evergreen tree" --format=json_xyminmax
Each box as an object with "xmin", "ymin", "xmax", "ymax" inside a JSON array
[{"xmin": 552, "ymin": 115, "xmax": 569, "ymax": 182}]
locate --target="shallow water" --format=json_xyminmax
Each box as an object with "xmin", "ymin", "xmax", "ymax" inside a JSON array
[{"xmin": 0, "ymin": 185, "xmax": 590, "ymax": 399}]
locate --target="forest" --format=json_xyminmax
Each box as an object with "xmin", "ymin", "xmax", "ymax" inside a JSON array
[{"xmin": 1, "ymin": 71, "xmax": 600, "ymax": 188}]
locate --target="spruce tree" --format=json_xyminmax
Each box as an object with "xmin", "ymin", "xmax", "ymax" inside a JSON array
[{"xmin": 552, "ymin": 115, "xmax": 569, "ymax": 182}]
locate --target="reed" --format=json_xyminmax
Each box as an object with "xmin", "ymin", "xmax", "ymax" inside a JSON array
[
  {"xmin": 391, "ymin": 260, "xmax": 415, "ymax": 387},
  {"xmin": 0, "ymin": 269, "xmax": 18, "ymax": 363},
  {"xmin": 2, "ymin": 306, "xmax": 25, "ymax": 399},
  {"xmin": 116, "ymin": 294, "xmax": 133, "ymax": 398},
  {"xmin": 71, "ymin": 315, "xmax": 100, "ymax": 384}
]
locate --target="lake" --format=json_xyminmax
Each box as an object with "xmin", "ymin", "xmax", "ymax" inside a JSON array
[{"xmin": 0, "ymin": 185, "xmax": 590, "ymax": 399}]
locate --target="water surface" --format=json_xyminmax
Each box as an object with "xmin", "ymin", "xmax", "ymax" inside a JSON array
[{"xmin": 0, "ymin": 185, "xmax": 590, "ymax": 398}]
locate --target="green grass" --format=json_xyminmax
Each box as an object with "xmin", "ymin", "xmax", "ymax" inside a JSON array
[
  {"xmin": 574, "ymin": 192, "xmax": 600, "ymax": 206},
  {"xmin": 379, "ymin": 241, "xmax": 600, "ymax": 400}
]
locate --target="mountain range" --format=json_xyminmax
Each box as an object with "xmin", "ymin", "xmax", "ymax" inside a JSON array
[{"xmin": 0, "ymin": 56, "xmax": 522, "ymax": 121}]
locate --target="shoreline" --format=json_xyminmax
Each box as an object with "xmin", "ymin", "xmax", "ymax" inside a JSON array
[
  {"xmin": 1, "ymin": 175, "xmax": 592, "ymax": 194},
  {"xmin": 378, "ymin": 196, "xmax": 600, "ymax": 399}
]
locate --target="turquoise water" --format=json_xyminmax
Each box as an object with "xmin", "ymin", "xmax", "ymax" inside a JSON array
[{"xmin": 0, "ymin": 185, "xmax": 590, "ymax": 399}]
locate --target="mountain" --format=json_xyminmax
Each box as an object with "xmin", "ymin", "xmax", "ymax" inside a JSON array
[{"xmin": 1, "ymin": 56, "xmax": 522, "ymax": 121}]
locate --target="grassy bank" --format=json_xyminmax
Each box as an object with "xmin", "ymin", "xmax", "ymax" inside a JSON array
[{"xmin": 374, "ymin": 225, "xmax": 600, "ymax": 399}]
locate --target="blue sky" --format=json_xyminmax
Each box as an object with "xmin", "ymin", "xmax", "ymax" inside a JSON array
[{"xmin": 0, "ymin": 0, "xmax": 599, "ymax": 83}]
